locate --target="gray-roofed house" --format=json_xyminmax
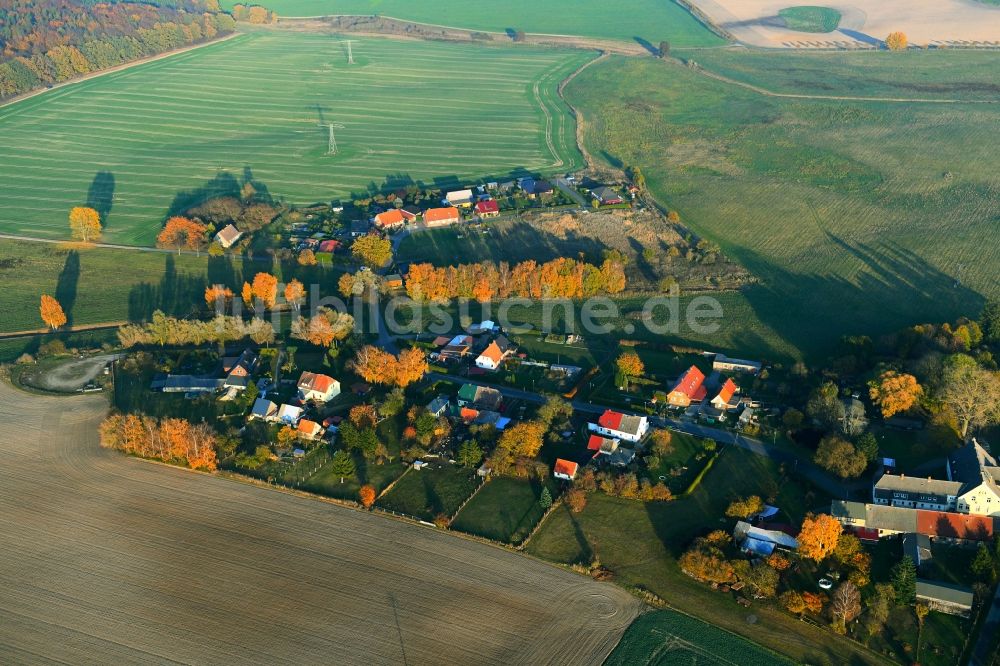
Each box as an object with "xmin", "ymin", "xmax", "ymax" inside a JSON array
[
  {"xmin": 215, "ymin": 224, "xmax": 242, "ymax": 249},
  {"xmin": 873, "ymin": 474, "xmax": 962, "ymax": 512},
  {"xmin": 864, "ymin": 504, "xmax": 919, "ymax": 536},
  {"xmin": 426, "ymin": 395, "xmax": 449, "ymax": 418},
  {"xmin": 903, "ymin": 533, "xmax": 933, "ymax": 569},
  {"xmin": 831, "ymin": 500, "xmax": 868, "ymax": 527},
  {"xmin": 250, "ymin": 398, "xmax": 278, "ymax": 422},
  {"xmin": 916, "ymin": 580, "xmax": 974, "ymax": 617}
]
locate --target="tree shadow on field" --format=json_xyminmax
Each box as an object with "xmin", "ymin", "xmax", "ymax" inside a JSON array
[
  {"xmin": 166, "ymin": 172, "xmax": 241, "ymax": 219},
  {"xmin": 86, "ymin": 171, "xmax": 115, "ymax": 228},
  {"xmin": 128, "ymin": 254, "xmax": 208, "ymax": 322},
  {"xmin": 633, "ymin": 37, "xmax": 659, "ymax": 56},
  {"xmin": 731, "ymin": 233, "xmax": 983, "ymax": 361},
  {"xmin": 55, "ymin": 250, "xmax": 80, "ymax": 327}
]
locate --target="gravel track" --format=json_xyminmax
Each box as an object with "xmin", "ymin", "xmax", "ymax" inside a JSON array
[{"xmin": 0, "ymin": 382, "xmax": 640, "ymax": 664}]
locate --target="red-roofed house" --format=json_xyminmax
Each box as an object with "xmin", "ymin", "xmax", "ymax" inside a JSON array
[
  {"xmin": 589, "ymin": 409, "xmax": 649, "ymax": 443},
  {"xmin": 318, "ymin": 239, "xmax": 341, "ymax": 253},
  {"xmin": 400, "ymin": 206, "xmax": 420, "ymax": 222},
  {"xmin": 668, "ymin": 366, "xmax": 707, "ymax": 407},
  {"xmin": 374, "ymin": 208, "xmax": 406, "ymax": 230},
  {"xmin": 710, "ymin": 378, "xmax": 739, "ymax": 410},
  {"xmin": 459, "ymin": 407, "xmax": 480, "ymax": 423},
  {"xmin": 297, "ymin": 372, "xmax": 341, "ymax": 403},
  {"xmin": 917, "ymin": 510, "xmax": 993, "ymax": 542},
  {"xmin": 554, "ymin": 458, "xmax": 579, "ymax": 481},
  {"xmin": 297, "ymin": 419, "xmax": 323, "ymax": 441},
  {"xmin": 475, "ymin": 340, "xmax": 511, "ymax": 371},
  {"xmin": 424, "ymin": 207, "xmax": 461, "ymax": 227},
  {"xmin": 474, "ymin": 200, "xmax": 500, "ymax": 218},
  {"xmin": 587, "ymin": 434, "xmax": 619, "ymax": 457}
]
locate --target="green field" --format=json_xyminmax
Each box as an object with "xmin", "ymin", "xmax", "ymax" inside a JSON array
[
  {"xmin": 451, "ymin": 475, "xmax": 554, "ymax": 543},
  {"xmin": 0, "ymin": 30, "xmax": 587, "ymax": 246},
  {"xmin": 223, "ymin": 0, "xmax": 725, "ymax": 47},
  {"xmin": 688, "ymin": 48, "xmax": 1000, "ymax": 101},
  {"xmin": 607, "ymin": 609, "xmax": 790, "ymax": 665},
  {"xmin": 567, "ymin": 55, "xmax": 1000, "ymax": 359},
  {"xmin": 777, "ymin": 6, "xmax": 841, "ymax": 33},
  {"xmin": 376, "ymin": 463, "xmax": 479, "ymax": 520}
]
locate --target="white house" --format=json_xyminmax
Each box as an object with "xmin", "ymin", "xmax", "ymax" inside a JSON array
[
  {"xmin": 475, "ymin": 338, "xmax": 512, "ymax": 371},
  {"xmin": 554, "ymin": 458, "xmax": 579, "ymax": 481},
  {"xmin": 250, "ymin": 398, "xmax": 278, "ymax": 421},
  {"xmin": 276, "ymin": 404, "xmax": 303, "ymax": 425},
  {"xmin": 589, "ymin": 409, "xmax": 649, "ymax": 443},
  {"xmin": 445, "ymin": 189, "xmax": 474, "ymax": 208},
  {"xmin": 297, "ymin": 372, "xmax": 341, "ymax": 403},
  {"xmin": 215, "ymin": 224, "xmax": 242, "ymax": 249}
]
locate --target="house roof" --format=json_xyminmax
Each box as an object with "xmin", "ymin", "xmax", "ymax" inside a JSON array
[
  {"xmin": 866, "ymin": 504, "xmax": 918, "ymax": 533},
  {"xmin": 475, "ymin": 200, "xmax": 499, "ymax": 214},
  {"xmin": 478, "ymin": 341, "xmax": 505, "ymax": 365},
  {"xmin": 424, "ymin": 207, "xmax": 461, "ymax": 223},
  {"xmin": 277, "ymin": 404, "xmax": 302, "ymax": 419},
  {"xmin": 458, "ymin": 384, "xmax": 479, "ymax": 401},
  {"xmin": 215, "ymin": 224, "xmax": 242, "ymax": 245},
  {"xmin": 950, "ymin": 438, "xmax": 999, "ymax": 486},
  {"xmin": 460, "ymin": 407, "xmax": 479, "ymax": 422},
  {"xmin": 400, "ymin": 205, "xmax": 420, "ymax": 218},
  {"xmin": 831, "ymin": 500, "xmax": 867, "ymax": 521},
  {"xmin": 427, "ymin": 395, "xmax": 449, "ymax": 413},
  {"xmin": 596, "ymin": 409, "xmax": 645, "ymax": 436},
  {"xmin": 916, "ymin": 580, "xmax": 974, "ymax": 608},
  {"xmin": 298, "ymin": 419, "xmax": 321, "ymax": 435},
  {"xmin": 251, "ymin": 398, "xmax": 277, "ymax": 416},
  {"xmin": 591, "ymin": 186, "xmax": 621, "ymax": 201},
  {"xmin": 298, "ymin": 371, "xmax": 338, "ymax": 395},
  {"xmin": 916, "ymin": 510, "xmax": 993, "ymax": 540},
  {"xmin": 671, "ymin": 366, "xmax": 706, "ymax": 400},
  {"xmin": 588, "ymin": 434, "xmax": 608, "ymax": 451},
  {"xmin": 318, "ymin": 239, "xmax": 340, "ymax": 252},
  {"xmin": 874, "ymin": 474, "xmax": 963, "ymax": 497},
  {"xmin": 554, "ymin": 459, "xmax": 579, "ymax": 478},
  {"xmin": 714, "ymin": 378, "xmax": 738, "ymax": 404},
  {"xmin": 374, "ymin": 209, "xmax": 405, "ymax": 227},
  {"xmin": 446, "ymin": 189, "xmax": 473, "ymax": 202}
]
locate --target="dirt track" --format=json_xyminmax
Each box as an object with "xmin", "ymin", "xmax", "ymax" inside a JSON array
[{"xmin": 0, "ymin": 382, "xmax": 640, "ymax": 664}]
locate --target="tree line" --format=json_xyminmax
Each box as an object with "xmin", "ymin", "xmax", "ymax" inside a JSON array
[
  {"xmin": 100, "ymin": 413, "xmax": 218, "ymax": 471},
  {"xmin": 404, "ymin": 257, "xmax": 626, "ymax": 302},
  {"xmin": 0, "ymin": 0, "xmax": 235, "ymax": 99}
]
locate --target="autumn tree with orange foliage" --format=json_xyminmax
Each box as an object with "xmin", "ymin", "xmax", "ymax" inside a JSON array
[
  {"xmin": 359, "ymin": 484, "xmax": 377, "ymax": 509},
  {"xmin": 565, "ymin": 488, "xmax": 587, "ymax": 513},
  {"xmin": 204, "ymin": 285, "xmax": 233, "ymax": 309},
  {"xmin": 869, "ymin": 370, "xmax": 922, "ymax": 418},
  {"xmin": 157, "ymin": 216, "xmax": 207, "ymax": 254},
  {"xmin": 68, "ymin": 206, "xmax": 102, "ymax": 242},
  {"xmin": 39, "ymin": 294, "xmax": 67, "ymax": 329},
  {"xmin": 351, "ymin": 234, "xmax": 392, "ymax": 268},
  {"xmin": 616, "ymin": 351, "xmax": 644, "ymax": 389},
  {"xmin": 298, "ymin": 249, "xmax": 317, "ymax": 266},
  {"xmin": 351, "ymin": 344, "xmax": 399, "ymax": 385},
  {"xmin": 284, "ymin": 279, "xmax": 305, "ymax": 313},
  {"xmin": 244, "ymin": 272, "xmax": 278, "ymax": 308},
  {"xmin": 395, "ymin": 348, "xmax": 429, "ymax": 387},
  {"xmin": 100, "ymin": 414, "xmax": 217, "ymax": 471},
  {"xmin": 349, "ymin": 404, "xmax": 378, "ymax": 429},
  {"xmin": 885, "ymin": 31, "xmax": 907, "ymax": 50},
  {"xmin": 290, "ymin": 307, "xmax": 354, "ymax": 348},
  {"xmin": 798, "ymin": 513, "xmax": 843, "ymax": 562}
]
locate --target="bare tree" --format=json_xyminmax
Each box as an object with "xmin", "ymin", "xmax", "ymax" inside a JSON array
[
  {"xmin": 831, "ymin": 581, "xmax": 861, "ymax": 625},
  {"xmin": 841, "ymin": 399, "xmax": 867, "ymax": 436},
  {"xmin": 941, "ymin": 363, "xmax": 1000, "ymax": 438}
]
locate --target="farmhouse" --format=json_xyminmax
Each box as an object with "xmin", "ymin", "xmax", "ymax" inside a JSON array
[
  {"xmin": 297, "ymin": 372, "xmax": 341, "ymax": 403},
  {"xmin": 916, "ymin": 580, "xmax": 974, "ymax": 618},
  {"xmin": 591, "ymin": 186, "xmax": 623, "ymax": 205},
  {"xmin": 373, "ymin": 208, "xmax": 406, "ymax": 230},
  {"xmin": 297, "ymin": 419, "xmax": 323, "ymax": 441},
  {"xmin": 474, "ymin": 200, "xmax": 500, "ymax": 218},
  {"xmin": 400, "ymin": 205, "xmax": 421, "ymax": 222},
  {"xmin": 215, "ymin": 224, "xmax": 242, "ymax": 249},
  {"xmin": 475, "ymin": 337, "xmax": 513, "ymax": 371},
  {"xmin": 667, "ymin": 366, "xmax": 707, "ymax": 408},
  {"xmin": 553, "ymin": 458, "xmax": 579, "ymax": 481},
  {"xmin": 712, "ymin": 353, "xmax": 762, "ymax": 375},
  {"xmin": 440, "ymin": 334, "xmax": 474, "ymax": 361},
  {"xmin": 710, "ymin": 378, "xmax": 739, "ymax": 411},
  {"xmin": 424, "ymin": 207, "xmax": 461, "ymax": 227},
  {"xmin": 589, "ymin": 409, "xmax": 648, "ymax": 443},
  {"xmin": 831, "ymin": 499, "xmax": 995, "ymax": 544},
  {"xmin": 446, "ymin": 189, "xmax": 474, "ymax": 208}
]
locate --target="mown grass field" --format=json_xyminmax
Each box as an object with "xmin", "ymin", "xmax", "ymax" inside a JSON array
[
  {"xmin": 777, "ymin": 6, "xmax": 841, "ymax": 33},
  {"xmin": 0, "ymin": 31, "xmax": 587, "ymax": 246},
  {"xmin": 606, "ymin": 609, "xmax": 790, "ymax": 666},
  {"xmin": 567, "ymin": 55, "xmax": 1000, "ymax": 359},
  {"xmin": 223, "ymin": 0, "xmax": 725, "ymax": 47},
  {"xmin": 376, "ymin": 464, "xmax": 479, "ymax": 520},
  {"xmin": 451, "ymin": 476, "xmax": 555, "ymax": 543},
  {"xmin": 688, "ymin": 48, "xmax": 1000, "ymax": 101}
]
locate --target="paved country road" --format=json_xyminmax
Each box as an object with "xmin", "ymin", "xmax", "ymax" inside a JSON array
[{"xmin": 0, "ymin": 381, "xmax": 640, "ymax": 665}]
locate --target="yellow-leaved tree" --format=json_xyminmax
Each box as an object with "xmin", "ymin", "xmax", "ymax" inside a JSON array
[{"xmin": 68, "ymin": 206, "xmax": 102, "ymax": 242}]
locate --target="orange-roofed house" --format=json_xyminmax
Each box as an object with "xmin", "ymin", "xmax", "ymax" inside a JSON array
[
  {"xmin": 588, "ymin": 408, "xmax": 649, "ymax": 443},
  {"xmin": 587, "ymin": 434, "xmax": 619, "ymax": 457},
  {"xmin": 373, "ymin": 208, "xmax": 406, "ymax": 230},
  {"xmin": 297, "ymin": 419, "xmax": 323, "ymax": 441},
  {"xmin": 459, "ymin": 406, "xmax": 480, "ymax": 423},
  {"xmin": 553, "ymin": 458, "xmax": 579, "ymax": 481},
  {"xmin": 424, "ymin": 207, "xmax": 461, "ymax": 228},
  {"xmin": 297, "ymin": 371, "xmax": 341, "ymax": 403},
  {"xmin": 917, "ymin": 510, "xmax": 993, "ymax": 542},
  {"xmin": 475, "ymin": 339, "xmax": 511, "ymax": 371},
  {"xmin": 667, "ymin": 365, "xmax": 707, "ymax": 408},
  {"xmin": 710, "ymin": 378, "xmax": 739, "ymax": 411}
]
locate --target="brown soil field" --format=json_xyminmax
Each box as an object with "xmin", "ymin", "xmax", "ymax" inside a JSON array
[{"xmin": 0, "ymin": 381, "xmax": 640, "ymax": 664}]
